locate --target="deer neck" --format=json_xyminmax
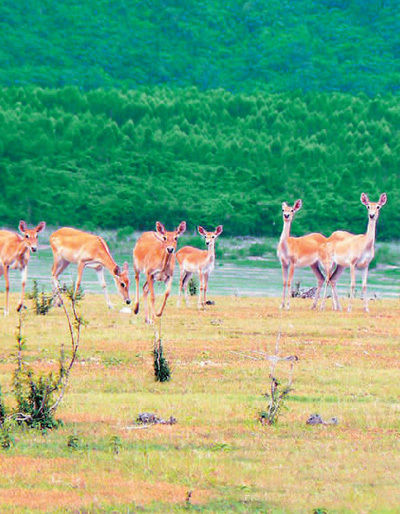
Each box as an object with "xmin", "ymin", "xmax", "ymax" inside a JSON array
[
  {"xmin": 206, "ymin": 242, "xmax": 215, "ymax": 265},
  {"xmin": 365, "ymin": 216, "xmax": 377, "ymax": 247},
  {"xmin": 95, "ymin": 239, "xmax": 118, "ymax": 273},
  {"xmin": 279, "ymin": 220, "xmax": 292, "ymax": 249}
]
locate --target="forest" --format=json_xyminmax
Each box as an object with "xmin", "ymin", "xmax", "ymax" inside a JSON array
[
  {"xmin": 0, "ymin": 0, "xmax": 398, "ymax": 94},
  {"xmin": 0, "ymin": 87, "xmax": 398, "ymax": 238},
  {"xmin": 0, "ymin": 1, "xmax": 399, "ymax": 238}
]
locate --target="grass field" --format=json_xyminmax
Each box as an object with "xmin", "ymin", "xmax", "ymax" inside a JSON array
[{"xmin": 0, "ymin": 293, "xmax": 399, "ymax": 513}]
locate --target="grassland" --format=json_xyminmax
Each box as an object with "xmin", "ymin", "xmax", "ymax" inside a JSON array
[{"xmin": 0, "ymin": 293, "xmax": 399, "ymax": 513}]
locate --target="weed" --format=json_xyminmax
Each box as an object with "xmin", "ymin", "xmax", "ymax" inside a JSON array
[
  {"xmin": 109, "ymin": 435, "xmax": 122, "ymax": 454},
  {"xmin": 0, "ymin": 419, "xmax": 16, "ymax": 450},
  {"xmin": 153, "ymin": 338, "xmax": 171, "ymax": 382},
  {"xmin": 28, "ymin": 280, "xmax": 52, "ymax": 315},
  {"xmin": 67, "ymin": 434, "xmax": 80, "ymax": 450},
  {"xmin": 188, "ymin": 277, "xmax": 198, "ymax": 296}
]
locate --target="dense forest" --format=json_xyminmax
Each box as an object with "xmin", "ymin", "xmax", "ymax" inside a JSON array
[
  {"xmin": 0, "ymin": 0, "xmax": 398, "ymax": 94},
  {"xmin": 0, "ymin": 1, "xmax": 398, "ymax": 238},
  {"xmin": 0, "ymin": 87, "xmax": 398, "ymax": 238}
]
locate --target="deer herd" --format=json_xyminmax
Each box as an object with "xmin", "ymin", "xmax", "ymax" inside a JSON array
[{"xmin": 0, "ymin": 192, "xmax": 387, "ymax": 321}]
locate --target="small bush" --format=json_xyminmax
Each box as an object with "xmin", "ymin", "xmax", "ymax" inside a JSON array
[
  {"xmin": 188, "ymin": 277, "xmax": 198, "ymax": 296},
  {"xmin": 67, "ymin": 434, "xmax": 80, "ymax": 450},
  {"xmin": 28, "ymin": 280, "xmax": 52, "ymax": 315},
  {"xmin": 153, "ymin": 339, "xmax": 171, "ymax": 382},
  {"xmin": 117, "ymin": 226, "xmax": 134, "ymax": 241},
  {"xmin": 248, "ymin": 243, "xmax": 270, "ymax": 257},
  {"xmin": 109, "ymin": 435, "xmax": 122, "ymax": 454}
]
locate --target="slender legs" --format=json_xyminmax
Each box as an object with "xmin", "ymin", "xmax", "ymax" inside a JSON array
[
  {"xmin": 96, "ymin": 268, "xmax": 113, "ymax": 309},
  {"xmin": 133, "ymin": 268, "xmax": 140, "ymax": 314},
  {"xmin": 348, "ymin": 264, "xmax": 356, "ymax": 312},
  {"xmin": 17, "ymin": 266, "xmax": 28, "ymax": 312},
  {"xmin": 361, "ymin": 266, "xmax": 369, "ymax": 313},
  {"xmin": 157, "ymin": 276, "xmax": 173, "ymax": 317},
  {"xmin": 177, "ymin": 271, "xmax": 192, "ymax": 307},
  {"xmin": 3, "ymin": 265, "xmax": 9, "ymax": 316},
  {"xmin": 280, "ymin": 263, "xmax": 289, "ymax": 309},
  {"xmin": 310, "ymin": 262, "xmax": 325, "ymax": 310}
]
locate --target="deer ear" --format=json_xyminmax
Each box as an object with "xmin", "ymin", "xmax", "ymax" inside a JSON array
[
  {"xmin": 379, "ymin": 193, "xmax": 387, "ymax": 206},
  {"xmin": 35, "ymin": 221, "xmax": 46, "ymax": 233},
  {"xmin": 155, "ymin": 221, "xmax": 166, "ymax": 235},
  {"xmin": 176, "ymin": 221, "xmax": 186, "ymax": 236},
  {"xmin": 123, "ymin": 261, "xmax": 129, "ymax": 272},
  {"xmin": 198, "ymin": 225, "xmax": 206, "ymax": 236},
  {"xmin": 215, "ymin": 225, "xmax": 223, "ymax": 236},
  {"xmin": 360, "ymin": 193, "xmax": 369, "ymax": 205},
  {"xmin": 293, "ymin": 199, "xmax": 302, "ymax": 212},
  {"xmin": 19, "ymin": 220, "xmax": 28, "ymax": 233},
  {"xmin": 114, "ymin": 265, "xmax": 121, "ymax": 276}
]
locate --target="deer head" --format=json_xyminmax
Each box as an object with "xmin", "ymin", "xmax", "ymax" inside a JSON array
[{"xmin": 18, "ymin": 220, "xmax": 46, "ymax": 253}]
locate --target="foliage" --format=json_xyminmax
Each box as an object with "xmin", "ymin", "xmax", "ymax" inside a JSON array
[
  {"xmin": 67, "ymin": 434, "xmax": 80, "ymax": 450},
  {"xmin": 28, "ymin": 280, "xmax": 52, "ymax": 315},
  {"xmin": 6, "ymin": 289, "xmax": 84, "ymax": 432},
  {"xmin": 0, "ymin": 87, "xmax": 398, "ymax": 239},
  {"xmin": 153, "ymin": 338, "xmax": 171, "ymax": 382},
  {"xmin": 0, "ymin": 1, "xmax": 398, "ymax": 95},
  {"xmin": 109, "ymin": 435, "xmax": 122, "ymax": 455},
  {"xmin": 188, "ymin": 277, "xmax": 199, "ymax": 296}
]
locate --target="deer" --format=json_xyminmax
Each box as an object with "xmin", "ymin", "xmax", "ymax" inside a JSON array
[
  {"xmin": 133, "ymin": 221, "xmax": 186, "ymax": 323},
  {"xmin": 321, "ymin": 192, "xmax": 387, "ymax": 313},
  {"xmin": 0, "ymin": 220, "xmax": 46, "ymax": 316},
  {"xmin": 176, "ymin": 225, "xmax": 223, "ymax": 309},
  {"xmin": 50, "ymin": 227, "xmax": 131, "ymax": 308},
  {"xmin": 277, "ymin": 200, "xmax": 329, "ymax": 310}
]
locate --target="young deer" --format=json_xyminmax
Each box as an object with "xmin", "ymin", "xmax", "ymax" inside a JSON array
[
  {"xmin": 277, "ymin": 200, "xmax": 328, "ymax": 310},
  {"xmin": 0, "ymin": 220, "xmax": 46, "ymax": 315},
  {"xmin": 176, "ymin": 225, "xmax": 223, "ymax": 308},
  {"xmin": 133, "ymin": 221, "xmax": 186, "ymax": 323},
  {"xmin": 50, "ymin": 227, "xmax": 131, "ymax": 308},
  {"xmin": 323, "ymin": 192, "xmax": 387, "ymax": 313}
]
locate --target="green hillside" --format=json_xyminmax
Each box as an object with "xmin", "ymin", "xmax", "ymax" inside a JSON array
[
  {"xmin": 0, "ymin": 87, "xmax": 398, "ymax": 238},
  {"xmin": 0, "ymin": 0, "xmax": 399, "ymax": 94}
]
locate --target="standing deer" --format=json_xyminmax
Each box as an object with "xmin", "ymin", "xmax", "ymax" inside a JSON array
[
  {"xmin": 277, "ymin": 200, "xmax": 328, "ymax": 310},
  {"xmin": 50, "ymin": 227, "xmax": 131, "ymax": 308},
  {"xmin": 322, "ymin": 192, "xmax": 387, "ymax": 312},
  {"xmin": 176, "ymin": 225, "xmax": 223, "ymax": 308},
  {"xmin": 133, "ymin": 221, "xmax": 186, "ymax": 323},
  {"xmin": 0, "ymin": 220, "xmax": 46, "ymax": 316}
]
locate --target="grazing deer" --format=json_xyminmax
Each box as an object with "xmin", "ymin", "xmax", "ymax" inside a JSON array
[
  {"xmin": 176, "ymin": 225, "xmax": 223, "ymax": 308},
  {"xmin": 0, "ymin": 220, "xmax": 46, "ymax": 316},
  {"xmin": 133, "ymin": 221, "xmax": 186, "ymax": 323},
  {"xmin": 50, "ymin": 227, "xmax": 131, "ymax": 308},
  {"xmin": 277, "ymin": 200, "xmax": 328, "ymax": 310},
  {"xmin": 322, "ymin": 192, "xmax": 387, "ymax": 313}
]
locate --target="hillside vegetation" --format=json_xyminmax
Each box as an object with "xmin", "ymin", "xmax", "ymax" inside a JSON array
[
  {"xmin": 0, "ymin": 0, "xmax": 399, "ymax": 94},
  {"xmin": 0, "ymin": 87, "xmax": 399, "ymax": 238}
]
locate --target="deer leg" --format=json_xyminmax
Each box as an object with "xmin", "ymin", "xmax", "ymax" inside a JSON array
[
  {"xmin": 361, "ymin": 267, "xmax": 370, "ymax": 313},
  {"xmin": 157, "ymin": 275, "xmax": 173, "ymax": 317},
  {"xmin": 329, "ymin": 264, "xmax": 345, "ymax": 311},
  {"xmin": 203, "ymin": 272, "xmax": 209, "ymax": 305},
  {"xmin": 96, "ymin": 267, "xmax": 113, "ymax": 309},
  {"xmin": 51, "ymin": 257, "xmax": 70, "ymax": 306},
  {"xmin": 142, "ymin": 280, "xmax": 150, "ymax": 323},
  {"xmin": 182, "ymin": 272, "xmax": 192, "ymax": 306},
  {"xmin": 310, "ymin": 262, "xmax": 325, "ymax": 310},
  {"xmin": 198, "ymin": 271, "xmax": 204, "ymax": 309},
  {"xmin": 147, "ymin": 275, "xmax": 156, "ymax": 323},
  {"xmin": 75, "ymin": 262, "xmax": 85, "ymax": 301},
  {"xmin": 177, "ymin": 269, "xmax": 185, "ymax": 307},
  {"xmin": 3, "ymin": 265, "xmax": 10, "ymax": 316},
  {"xmin": 286, "ymin": 263, "xmax": 295, "ymax": 310},
  {"xmin": 348, "ymin": 264, "xmax": 356, "ymax": 313},
  {"xmin": 17, "ymin": 266, "xmax": 28, "ymax": 312},
  {"xmin": 280, "ymin": 263, "xmax": 289, "ymax": 309},
  {"xmin": 133, "ymin": 269, "xmax": 140, "ymax": 314}
]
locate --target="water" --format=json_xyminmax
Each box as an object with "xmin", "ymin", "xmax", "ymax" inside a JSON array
[{"xmin": 2, "ymin": 246, "xmax": 399, "ymax": 300}]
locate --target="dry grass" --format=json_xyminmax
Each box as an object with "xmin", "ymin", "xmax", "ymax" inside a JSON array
[{"xmin": 0, "ymin": 292, "xmax": 399, "ymax": 512}]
